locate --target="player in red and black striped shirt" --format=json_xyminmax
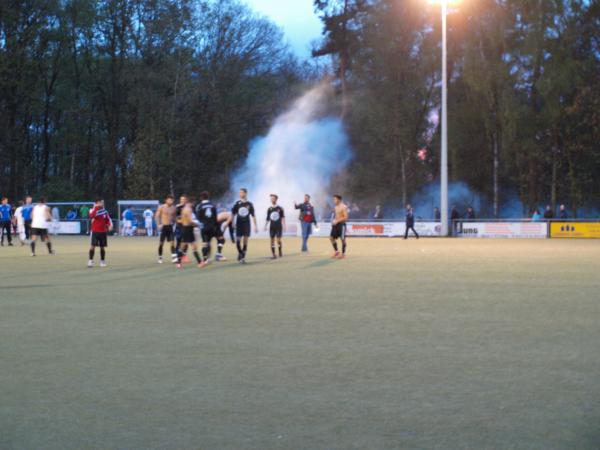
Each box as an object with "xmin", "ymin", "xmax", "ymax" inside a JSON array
[{"xmin": 88, "ymin": 198, "xmax": 113, "ymax": 268}]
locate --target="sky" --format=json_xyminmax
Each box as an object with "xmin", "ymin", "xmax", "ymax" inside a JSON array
[{"xmin": 243, "ymin": 0, "xmax": 323, "ymax": 58}]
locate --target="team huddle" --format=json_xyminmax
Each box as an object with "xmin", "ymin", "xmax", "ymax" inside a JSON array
[
  {"xmin": 153, "ymin": 189, "xmax": 350, "ymax": 269},
  {"xmin": 3, "ymin": 189, "xmax": 349, "ymax": 269}
]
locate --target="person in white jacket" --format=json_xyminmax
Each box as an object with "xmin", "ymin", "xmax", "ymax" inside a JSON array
[{"xmin": 13, "ymin": 201, "xmax": 27, "ymax": 245}]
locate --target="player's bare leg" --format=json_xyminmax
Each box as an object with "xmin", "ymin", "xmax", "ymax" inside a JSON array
[{"xmin": 330, "ymin": 236, "xmax": 340, "ymax": 258}]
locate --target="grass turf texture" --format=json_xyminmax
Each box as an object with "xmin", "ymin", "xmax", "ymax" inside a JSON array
[{"xmin": 1, "ymin": 236, "xmax": 600, "ymax": 450}]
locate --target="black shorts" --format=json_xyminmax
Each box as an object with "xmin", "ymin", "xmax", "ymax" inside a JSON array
[
  {"xmin": 215, "ymin": 223, "xmax": 224, "ymax": 238},
  {"xmin": 330, "ymin": 222, "xmax": 347, "ymax": 239},
  {"xmin": 269, "ymin": 224, "xmax": 283, "ymax": 238},
  {"xmin": 31, "ymin": 228, "xmax": 48, "ymax": 238},
  {"xmin": 91, "ymin": 232, "xmax": 108, "ymax": 247},
  {"xmin": 201, "ymin": 227, "xmax": 217, "ymax": 243},
  {"xmin": 236, "ymin": 221, "xmax": 251, "ymax": 238},
  {"xmin": 160, "ymin": 225, "xmax": 174, "ymax": 242},
  {"xmin": 181, "ymin": 225, "xmax": 196, "ymax": 244}
]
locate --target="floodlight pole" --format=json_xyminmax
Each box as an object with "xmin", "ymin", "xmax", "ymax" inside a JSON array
[{"xmin": 440, "ymin": 0, "xmax": 449, "ymax": 236}]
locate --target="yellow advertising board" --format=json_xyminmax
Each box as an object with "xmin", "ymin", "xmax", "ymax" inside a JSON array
[{"xmin": 550, "ymin": 222, "xmax": 600, "ymax": 238}]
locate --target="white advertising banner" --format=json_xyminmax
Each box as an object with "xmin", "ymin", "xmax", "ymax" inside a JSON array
[
  {"xmin": 55, "ymin": 221, "xmax": 81, "ymax": 234},
  {"xmin": 307, "ymin": 222, "xmax": 441, "ymax": 237},
  {"xmin": 456, "ymin": 222, "xmax": 548, "ymax": 239}
]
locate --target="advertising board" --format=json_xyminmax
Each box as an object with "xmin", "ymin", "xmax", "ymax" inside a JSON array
[
  {"xmin": 456, "ymin": 222, "xmax": 547, "ymax": 239},
  {"xmin": 56, "ymin": 221, "xmax": 81, "ymax": 235},
  {"xmin": 309, "ymin": 222, "xmax": 441, "ymax": 237},
  {"xmin": 550, "ymin": 222, "xmax": 600, "ymax": 239}
]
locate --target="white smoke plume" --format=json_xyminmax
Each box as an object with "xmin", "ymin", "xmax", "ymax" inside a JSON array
[{"xmin": 229, "ymin": 84, "xmax": 352, "ymax": 224}]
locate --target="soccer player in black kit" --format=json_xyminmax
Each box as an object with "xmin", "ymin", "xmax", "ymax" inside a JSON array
[
  {"xmin": 195, "ymin": 191, "xmax": 222, "ymax": 267},
  {"xmin": 230, "ymin": 188, "xmax": 258, "ymax": 263},
  {"xmin": 264, "ymin": 194, "xmax": 285, "ymax": 259}
]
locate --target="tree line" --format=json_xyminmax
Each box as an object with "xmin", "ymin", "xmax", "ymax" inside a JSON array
[
  {"xmin": 1, "ymin": 0, "xmax": 599, "ymax": 216},
  {"xmin": 315, "ymin": 0, "xmax": 600, "ymax": 216},
  {"xmin": 0, "ymin": 0, "xmax": 302, "ymax": 203}
]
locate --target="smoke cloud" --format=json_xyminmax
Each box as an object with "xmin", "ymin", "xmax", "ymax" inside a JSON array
[{"xmin": 229, "ymin": 84, "xmax": 352, "ymax": 224}]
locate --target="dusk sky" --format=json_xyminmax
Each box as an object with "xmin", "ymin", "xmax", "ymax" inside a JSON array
[{"xmin": 243, "ymin": 0, "xmax": 323, "ymax": 58}]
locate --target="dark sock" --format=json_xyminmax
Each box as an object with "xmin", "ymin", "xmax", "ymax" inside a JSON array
[
  {"xmin": 342, "ymin": 241, "xmax": 347, "ymax": 254},
  {"xmin": 100, "ymin": 248, "xmax": 105, "ymax": 260},
  {"xmin": 332, "ymin": 242, "xmax": 338, "ymax": 251},
  {"xmin": 89, "ymin": 249, "xmax": 94, "ymax": 260},
  {"xmin": 170, "ymin": 245, "xmax": 176, "ymax": 256},
  {"xmin": 47, "ymin": 242, "xmax": 52, "ymax": 253},
  {"xmin": 217, "ymin": 241, "xmax": 224, "ymax": 254},
  {"xmin": 278, "ymin": 243, "xmax": 282, "ymax": 256},
  {"xmin": 158, "ymin": 244, "xmax": 163, "ymax": 257},
  {"xmin": 193, "ymin": 250, "xmax": 201, "ymax": 263},
  {"xmin": 243, "ymin": 244, "xmax": 247, "ymax": 253},
  {"xmin": 31, "ymin": 241, "xmax": 35, "ymax": 253},
  {"xmin": 202, "ymin": 246, "xmax": 209, "ymax": 259},
  {"xmin": 271, "ymin": 244, "xmax": 276, "ymax": 256},
  {"xmin": 236, "ymin": 240, "xmax": 242, "ymax": 254}
]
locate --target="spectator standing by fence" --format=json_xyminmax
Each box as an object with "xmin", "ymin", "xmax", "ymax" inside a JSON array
[
  {"xmin": 51, "ymin": 206, "xmax": 60, "ymax": 235},
  {"xmin": 559, "ymin": 205, "xmax": 568, "ymax": 219},
  {"xmin": 532, "ymin": 209, "xmax": 542, "ymax": 221},
  {"xmin": 66, "ymin": 208, "xmax": 77, "ymax": 221},
  {"xmin": 79, "ymin": 204, "xmax": 90, "ymax": 234},
  {"xmin": 466, "ymin": 207, "xmax": 476, "ymax": 220},
  {"xmin": 373, "ymin": 204, "xmax": 383, "ymax": 220},
  {"xmin": 450, "ymin": 205, "xmax": 460, "ymax": 235},
  {"xmin": 544, "ymin": 205, "xmax": 554, "ymax": 220}
]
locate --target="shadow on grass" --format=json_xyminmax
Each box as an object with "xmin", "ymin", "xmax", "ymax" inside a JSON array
[{"xmin": 306, "ymin": 258, "xmax": 337, "ymax": 268}]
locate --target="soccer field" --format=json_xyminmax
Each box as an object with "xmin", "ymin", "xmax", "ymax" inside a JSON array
[{"xmin": 1, "ymin": 236, "xmax": 600, "ymax": 449}]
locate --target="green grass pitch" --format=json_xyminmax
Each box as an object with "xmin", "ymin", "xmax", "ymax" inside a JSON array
[{"xmin": 1, "ymin": 236, "xmax": 600, "ymax": 449}]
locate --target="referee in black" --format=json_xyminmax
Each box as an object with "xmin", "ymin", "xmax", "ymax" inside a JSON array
[{"xmin": 404, "ymin": 204, "xmax": 419, "ymax": 239}]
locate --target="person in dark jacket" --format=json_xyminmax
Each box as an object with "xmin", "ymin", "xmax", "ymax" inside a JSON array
[
  {"xmin": 559, "ymin": 204, "xmax": 568, "ymax": 219},
  {"xmin": 543, "ymin": 205, "xmax": 554, "ymax": 220},
  {"xmin": 404, "ymin": 204, "xmax": 419, "ymax": 239},
  {"xmin": 466, "ymin": 207, "xmax": 476, "ymax": 220},
  {"xmin": 434, "ymin": 207, "xmax": 441, "ymax": 221},
  {"xmin": 295, "ymin": 194, "xmax": 317, "ymax": 252},
  {"xmin": 451, "ymin": 205, "xmax": 460, "ymax": 221},
  {"xmin": 450, "ymin": 205, "xmax": 460, "ymax": 235}
]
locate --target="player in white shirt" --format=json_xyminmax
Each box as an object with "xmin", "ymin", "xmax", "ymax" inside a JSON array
[
  {"xmin": 30, "ymin": 197, "xmax": 54, "ymax": 256},
  {"xmin": 13, "ymin": 202, "xmax": 27, "ymax": 245},
  {"xmin": 143, "ymin": 208, "xmax": 154, "ymax": 236}
]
